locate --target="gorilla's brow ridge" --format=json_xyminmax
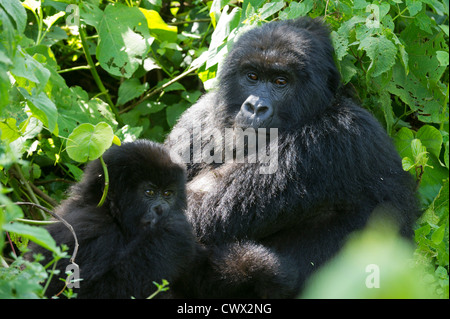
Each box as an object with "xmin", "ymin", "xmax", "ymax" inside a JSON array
[{"xmin": 238, "ymin": 49, "xmax": 305, "ymax": 76}]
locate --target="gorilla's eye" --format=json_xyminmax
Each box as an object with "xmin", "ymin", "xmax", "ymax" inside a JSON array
[
  {"xmin": 163, "ymin": 190, "xmax": 174, "ymax": 197},
  {"xmin": 247, "ymin": 72, "xmax": 258, "ymax": 82},
  {"xmin": 274, "ymin": 77, "xmax": 287, "ymax": 87},
  {"xmin": 145, "ymin": 189, "xmax": 155, "ymax": 197}
]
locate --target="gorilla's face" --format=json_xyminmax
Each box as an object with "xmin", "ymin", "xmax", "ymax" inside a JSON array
[
  {"xmin": 233, "ymin": 63, "xmax": 295, "ymax": 130},
  {"xmin": 218, "ymin": 20, "xmax": 340, "ymax": 131}
]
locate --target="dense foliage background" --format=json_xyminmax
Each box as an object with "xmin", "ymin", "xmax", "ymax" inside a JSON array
[{"xmin": 0, "ymin": 0, "xmax": 448, "ymax": 299}]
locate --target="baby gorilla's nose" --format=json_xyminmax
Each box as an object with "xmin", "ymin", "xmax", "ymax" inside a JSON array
[{"xmin": 152, "ymin": 204, "xmax": 164, "ymax": 216}]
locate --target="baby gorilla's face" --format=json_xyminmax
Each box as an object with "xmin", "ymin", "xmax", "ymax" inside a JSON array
[{"xmin": 139, "ymin": 182, "xmax": 178, "ymax": 230}]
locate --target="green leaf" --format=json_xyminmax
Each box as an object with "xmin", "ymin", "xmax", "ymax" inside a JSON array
[
  {"xmin": 3, "ymin": 222, "xmax": 61, "ymax": 256},
  {"xmin": 387, "ymin": 63, "xmax": 443, "ymax": 123},
  {"xmin": 402, "ymin": 157, "xmax": 415, "ymax": 171},
  {"xmin": 258, "ymin": 0, "xmax": 285, "ymax": 20},
  {"xmin": 117, "ymin": 78, "xmax": 149, "ymax": 105},
  {"xmin": 410, "ymin": 139, "xmax": 428, "ymax": 165},
  {"xmin": 207, "ymin": 6, "xmax": 241, "ymax": 69},
  {"xmin": 431, "ymin": 225, "xmax": 445, "ymax": 245},
  {"xmin": 406, "ymin": 0, "xmax": 422, "ymax": 16},
  {"xmin": 414, "ymin": 11, "xmax": 433, "ymax": 34},
  {"xmin": 11, "ymin": 49, "xmax": 50, "ymax": 92},
  {"xmin": 416, "ymin": 125, "xmax": 443, "ymax": 159},
  {"xmin": 19, "ymin": 88, "xmax": 58, "ymax": 135},
  {"xmin": 394, "ymin": 127, "xmax": 415, "ymax": 159},
  {"xmin": 66, "ymin": 122, "xmax": 114, "ymax": 163},
  {"xmin": 96, "ymin": 3, "xmax": 151, "ymax": 78},
  {"xmin": 0, "ymin": 0, "xmax": 27, "ymax": 33},
  {"xmin": 283, "ymin": 0, "xmax": 314, "ymax": 19},
  {"xmin": 359, "ymin": 36, "xmax": 397, "ymax": 77},
  {"xmin": 436, "ymin": 51, "xmax": 449, "ymax": 67},
  {"xmin": 331, "ymin": 31, "xmax": 349, "ymax": 61}
]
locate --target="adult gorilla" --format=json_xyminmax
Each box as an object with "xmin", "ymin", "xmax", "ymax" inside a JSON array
[{"xmin": 166, "ymin": 17, "xmax": 419, "ymax": 298}]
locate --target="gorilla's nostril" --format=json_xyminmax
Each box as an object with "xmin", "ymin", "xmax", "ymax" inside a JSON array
[
  {"xmin": 256, "ymin": 106, "xmax": 269, "ymax": 115},
  {"xmin": 244, "ymin": 102, "xmax": 255, "ymax": 114},
  {"xmin": 153, "ymin": 205, "xmax": 163, "ymax": 216}
]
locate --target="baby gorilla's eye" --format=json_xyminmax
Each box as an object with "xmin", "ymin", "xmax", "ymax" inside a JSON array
[
  {"xmin": 247, "ymin": 72, "xmax": 258, "ymax": 82},
  {"xmin": 163, "ymin": 190, "xmax": 174, "ymax": 197},
  {"xmin": 274, "ymin": 77, "xmax": 287, "ymax": 87},
  {"xmin": 144, "ymin": 189, "xmax": 155, "ymax": 197}
]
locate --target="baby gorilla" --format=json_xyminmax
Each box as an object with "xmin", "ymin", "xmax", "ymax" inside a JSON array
[{"xmin": 28, "ymin": 140, "xmax": 197, "ymax": 298}]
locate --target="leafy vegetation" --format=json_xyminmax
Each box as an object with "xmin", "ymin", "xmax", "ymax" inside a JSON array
[{"xmin": 0, "ymin": 0, "xmax": 448, "ymax": 298}]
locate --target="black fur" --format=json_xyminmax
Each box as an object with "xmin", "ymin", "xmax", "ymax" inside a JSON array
[
  {"xmin": 166, "ymin": 17, "xmax": 420, "ymax": 298},
  {"xmin": 28, "ymin": 140, "xmax": 197, "ymax": 298}
]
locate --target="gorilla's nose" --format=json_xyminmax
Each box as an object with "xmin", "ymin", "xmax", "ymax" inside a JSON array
[
  {"xmin": 241, "ymin": 96, "xmax": 274, "ymax": 123},
  {"xmin": 152, "ymin": 204, "xmax": 164, "ymax": 216}
]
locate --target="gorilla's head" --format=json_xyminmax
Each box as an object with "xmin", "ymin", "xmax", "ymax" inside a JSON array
[
  {"xmin": 75, "ymin": 140, "xmax": 187, "ymax": 235},
  {"xmin": 218, "ymin": 17, "xmax": 340, "ymax": 131}
]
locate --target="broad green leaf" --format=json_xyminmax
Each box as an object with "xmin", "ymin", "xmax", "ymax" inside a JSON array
[
  {"xmin": 402, "ymin": 24, "xmax": 446, "ymax": 86},
  {"xmin": 431, "ymin": 225, "xmax": 445, "ymax": 245},
  {"xmin": 331, "ymin": 31, "xmax": 348, "ymax": 61},
  {"xmin": 3, "ymin": 222, "xmax": 61, "ymax": 255},
  {"xmin": 417, "ymin": 125, "xmax": 443, "ymax": 159},
  {"xmin": 387, "ymin": 63, "xmax": 443, "ymax": 123},
  {"xmin": 258, "ymin": 0, "xmax": 285, "ymax": 21},
  {"xmin": 19, "ymin": 88, "xmax": 58, "ymax": 135},
  {"xmin": 436, "ymin": 51, "xmax": 449, "ymax": 66},
  {"xmin": 415, "ymin": 11, "xmax": 433, "ymax": 34},
  {"xmin": 80, "ymin": 2, "xmax": 103, "ymax": 29},
  {"xmin": 394, "ymin": 127, "xmax": 415, "ymax": 159},
  {"xmin": 0, "ymin": 0, "xmax": 27, "ymax": 33},
  {"xmin": 207, "ymin": 6, "xmax": 241, "ymax": 69},
  {"xmin": 57, "ymin": 88, "xmax": 117, "ymax": 138},
  {"xmin": 96, "ymin": 3, "xmax": 151, "ymax": 78},
  {"xmin": 66, "ymin": 122, "xmax": 114, "ymax": 163},
  {"xmin": 117, "ymin": 78, "xmax": 149, "ymax": 105},
  {"xmin": 283, "ymin": 0, "xmax": 314, "ymax": 19},
  {"xmin": 406, "ymin": 0, "xmax": 422, "ymax": 16},
  {"xmin": 11, "ymin": 49, "xmax": 50, "ymax": 92},
  {"xmin": 359, "ymin": 36, "xmax": 397, "ymax": 77}
]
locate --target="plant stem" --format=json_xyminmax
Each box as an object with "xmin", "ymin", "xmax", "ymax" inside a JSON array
[
  {"xmin": 120, "ymin": 66, "xmax": 199, "ymax": 114},
  {"xmin": 79, "ymin": 26, "xmax": 124, "ymax": 127},
  {"xmin": 15, "ymin": 218, "xmax": 57, "ymax": 225},
  {"xmin": 97, "ymin": 156, "xmax": 109, "ymax": 207},
  {"xmin": 12, "ymin": 164, "xmax": 46, "ymax": 219}
]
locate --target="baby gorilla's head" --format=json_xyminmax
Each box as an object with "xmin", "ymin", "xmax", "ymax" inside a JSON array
[{"xmin": 81, "ymin": 140, "xmax": 187, "ymax": 236}]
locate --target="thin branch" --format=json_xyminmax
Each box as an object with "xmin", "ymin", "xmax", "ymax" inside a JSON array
[
  {"xmin": 14, "ymin": 202, "xmax": 79, "ymax": 264},
  {"xmin": 29, "ymin": 182, "xmax": 58, "ymax": 207},
  {"xmin": 120, "ymin": 66, "xmax": 199, "ymax": 114}
]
